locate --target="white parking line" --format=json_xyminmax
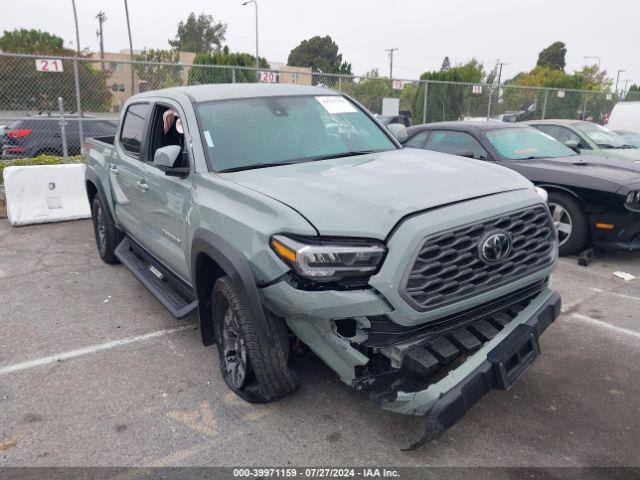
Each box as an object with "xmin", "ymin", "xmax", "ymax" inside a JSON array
[
  {"xmin": 0, "ymin": 325, "xmax": 197, "ymax": 376},
  {"xmin": 589, "ymin": 287, "xmax": 640, "ymax": 302},
  {"xmin": 569, "ymin": 313, "xmax": 640, "ymax": 341}
]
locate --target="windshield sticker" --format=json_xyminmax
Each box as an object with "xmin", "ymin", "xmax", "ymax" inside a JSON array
[
  {"xmin": 514, "ymin": 147, "xmax": 539, "ymax": 155},
  {"xmin": 315, "ymin": 96, "xmax": 357, "ymax": 114},
  {"xmin": 204, "ymin": 130, "xmax": 214, "ymax": 148}
]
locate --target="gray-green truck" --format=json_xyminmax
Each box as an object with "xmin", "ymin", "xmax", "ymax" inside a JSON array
[{"xmin": 84, "ymin": 84, "xmax": 560, "ymax": 448}]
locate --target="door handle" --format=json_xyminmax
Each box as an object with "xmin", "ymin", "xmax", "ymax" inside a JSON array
[
  {"xmin": 110, "ymin": 165, "xmax": 119, "ymax": 175},
  {"xmin": 136, "ymin": 179, "xmax": 149, "ymax": 193}
]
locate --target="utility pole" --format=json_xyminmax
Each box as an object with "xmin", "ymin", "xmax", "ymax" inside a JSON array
[
  {"xmin": 615, "ymin": 69, "xmax": 625, "ymax": 97},
  {"xmin": 497, "ymin": 61, "xmax": 508, "ymax": 87},
  {"xmin": 242, "ymin": 1, "xmax": 259, "ymax": 71},
  {"xmin": 70, "ymin": 0, "xmax": 84, "ymax": 150},
  {"xmin": 385, "ymin": 48, "xmax": 398, "ymax": 81},
  {"xmin": 96, "ymin": 11, "xmax": 107, "ymax": 71},
  {"xmin": 124, "ymin": 0, "xmax": 135, "ymax": 96}
]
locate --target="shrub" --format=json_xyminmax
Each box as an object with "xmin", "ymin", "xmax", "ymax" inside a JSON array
[{"xmin": 0, "ymin": 155, "xmax": 82, "ymax": 185}]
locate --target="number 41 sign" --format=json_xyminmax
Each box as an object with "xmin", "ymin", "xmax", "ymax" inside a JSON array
[{"xmin": 36, "ymin": 59, "xmax": 64, "ymax": 72}]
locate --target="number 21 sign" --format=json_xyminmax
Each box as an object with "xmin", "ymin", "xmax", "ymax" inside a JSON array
[{"xmin": 36, "ymin": 59, "xmax": 64, "ymax": 72}]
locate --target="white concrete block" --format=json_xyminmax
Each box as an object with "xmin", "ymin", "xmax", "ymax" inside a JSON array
[{"xmin": 4, "ymin": 164, "xmax": 91, "ymax": 226}]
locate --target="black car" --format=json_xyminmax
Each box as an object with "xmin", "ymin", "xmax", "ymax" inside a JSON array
[
  {"xmin": 403, "ymin": 121, "xmax": 640, "ymax": 255},
  {"xmin": 1, "ymin": 115, "xmax": 117, "ymax": 159}
]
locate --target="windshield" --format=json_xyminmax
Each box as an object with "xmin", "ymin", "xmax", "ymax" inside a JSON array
[
  {"xmin": 196, "ymin": 95, "xmax": 397, "ymax": 172},
  {"xmin": 616, "ymin": 131, "xmax": 640, "ymax": 148},
  {"xmin": 485, "ymin": 127, "xmax": 577, "ymax": 160},
  {"xmin": 577, "ymin": 124, "xmax": 636, "ymax": 149}
]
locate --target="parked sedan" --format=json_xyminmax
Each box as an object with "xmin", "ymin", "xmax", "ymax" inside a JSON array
[
  {"xmin": 525, "ymin": 119, "xmax": 640, "ymax": 162},
  {"xmin": 403, "ymin": 121, "xmax": 640, "ymax": 255}
]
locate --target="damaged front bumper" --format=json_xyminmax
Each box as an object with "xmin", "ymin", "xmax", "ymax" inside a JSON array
[{"xmin": 377, "ymin": 287, "xmax": 560, "ymax": 449}]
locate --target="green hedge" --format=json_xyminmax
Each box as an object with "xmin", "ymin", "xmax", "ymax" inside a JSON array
[{"xmin": 0, "ymin": 155, "xmax": 82, "ymax": 185}]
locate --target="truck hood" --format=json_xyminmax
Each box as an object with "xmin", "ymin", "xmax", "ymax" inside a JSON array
[
  {"xmin": 220, "ymin": 148, "xmax": 532, "ymax": 238},
  {"xmin": 503, "ymin": 154, "xmax": 640, "ymax": 194}
]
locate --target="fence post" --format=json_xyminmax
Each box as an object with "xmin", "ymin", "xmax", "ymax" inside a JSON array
[
  {"xmin": 581, "ymin": 93, "xmax": 588, "ymax": 120},
  {"xmin": 422, "ymin": 81, "xmax": 429, "ymax": 124},
  {"xmin": 57, "ymin": 97, "xmax": 69, "ymax": 163},
  {"xmin": 338, "ymin": 75, "xmax": 342, "ymax": 92},
  {"xmin": 232, "ymin": 67, "xmax": 236, "ymax": 84},
  {"xmin": 541, "ymin": 89, "xmax": 549, "ymax": 119},
  {"xmin": 72, "ymin": 59, "xmax": 84, "ymax": 153},
  {"xmin": 487, "ymin": 88, "xmax": 493, "ymax": 120}
]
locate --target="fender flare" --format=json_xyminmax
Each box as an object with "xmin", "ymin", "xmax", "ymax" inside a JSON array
[
  {"xmin": 191, "ymin": 228, "xmax": 272, "ymax": 346},
  {"xmin": 536, "ymin": 183, "xmax": 583, "ymax": 203},
  {"xmin": 85, "ymin": 169, "xmax": 117, "ymax": 225}
]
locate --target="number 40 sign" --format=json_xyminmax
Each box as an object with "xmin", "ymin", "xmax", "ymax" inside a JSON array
[{"xmin": 36, "ymin": 59, "xmax": 64, "ymax": 73}]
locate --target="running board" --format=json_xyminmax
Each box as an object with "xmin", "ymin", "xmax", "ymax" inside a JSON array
[{"xmin": 115, "ymin": 237, "xmax": 198, "ymax": 319}]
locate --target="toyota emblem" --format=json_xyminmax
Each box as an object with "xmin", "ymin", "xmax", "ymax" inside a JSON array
[{"xmin": 479, "ymin": 231, "xmax": 512, "ymax": 264}]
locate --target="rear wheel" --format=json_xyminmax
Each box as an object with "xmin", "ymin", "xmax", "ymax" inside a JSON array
[
  {"xmin": 91, "ymin": 194, "xmax": 123, "ymax": 264},
  {"xmin": 548, "ymin": 192, "xmax": 589, "ymax": 256},
  {"xmin": 212, "ymin": 276, "xmax": 296, "ymax": 403}
]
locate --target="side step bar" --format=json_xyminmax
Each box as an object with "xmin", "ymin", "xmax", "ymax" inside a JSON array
[{"xmin": 115, "ymin": 237, "xmax": 198, "ymax": 319}]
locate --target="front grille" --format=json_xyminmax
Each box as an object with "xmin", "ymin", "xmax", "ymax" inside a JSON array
[{"xmin": 401, "ymin": 205, "xmax": 555, "ymax": 312}]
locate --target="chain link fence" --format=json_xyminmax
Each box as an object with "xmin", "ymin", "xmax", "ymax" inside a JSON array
[{"xmin": 1, "ymin": 51, "xmax": 639, "ymax": 160}]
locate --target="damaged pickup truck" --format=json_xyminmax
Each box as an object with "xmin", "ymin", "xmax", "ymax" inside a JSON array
[{"xmin": 84, "ymin": 84, "xmax": 561, "ymax": 448}]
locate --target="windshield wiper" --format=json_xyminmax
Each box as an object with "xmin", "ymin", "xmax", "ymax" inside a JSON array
[
  {"xmin": 218, "ymin": 161, "xmax": 298, "ymax": 173},
  {"xmin": 303, "ymin": 150, "xmax": 377, "ymax": 162},
  {"xmin": 597, "ymin": 143, "xmax": 616, "ymax": 149}
]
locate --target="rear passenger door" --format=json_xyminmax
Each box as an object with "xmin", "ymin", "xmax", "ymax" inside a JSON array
[{"xmin": 110, "ymin": 103, "xmax": 151, "ymax": 242}]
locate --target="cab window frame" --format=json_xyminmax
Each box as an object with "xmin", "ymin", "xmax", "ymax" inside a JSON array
[{"xmin": 118, "ymin": 102, "xmax": 151, "ymax": 160}]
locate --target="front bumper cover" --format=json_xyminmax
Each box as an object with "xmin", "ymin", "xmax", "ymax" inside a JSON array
[{"xmin": 379, "ymin": 289, "xmax": 561, "ymax": 450}]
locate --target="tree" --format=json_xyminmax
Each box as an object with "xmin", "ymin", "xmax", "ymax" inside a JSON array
[
  {"xmin": 536, "ymin": 41, "xmax": 566, "ymax": 71},
  {"xmin": 352, "ymin": 69, "xmax": 392, "ymax": 114},
  {"xmin": 0, "ymin": 29, "xmax": 64, "ymax": 54},
  {"xmin": 412, "ymin": 59, "xmax": 486, "ymax": 123},
  {"xmin": 287, "ymin": 36, "xmax": 352, "ymax": 76},
  {"xmin": 134, "ymin": 49, "xmax": 183, "ymax": 91},
  {"xmin": 440, "ymin": 56, "xmax": 451, "ymax": 71},
  {"xmin": 188, "ymin": 47, "xmax": 270, "ymax": 84},
  {"xmin": 0, "ymin": 29, "xmax": 111, "ymax": 112},
  {"xmin": 169, "ymin": 13, "xmax": 227, "ymax": 54}
]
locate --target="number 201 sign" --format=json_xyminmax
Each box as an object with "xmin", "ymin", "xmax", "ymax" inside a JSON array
[{"xmin": 36, "ymin": 59, "xmax": 64, "ymax": 73}]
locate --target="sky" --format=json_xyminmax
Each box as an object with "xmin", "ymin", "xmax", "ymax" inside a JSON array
[{"xmin": 1, "ymin": 0, "xmax": 639, "ymax": 87}]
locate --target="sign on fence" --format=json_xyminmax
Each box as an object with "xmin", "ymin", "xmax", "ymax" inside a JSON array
[
  {"xmin": 259, "ymin": 71, "xmax": 277, "ymax": 83},
  {"xmin": 472, "ymin": 85, "xmax": 483, "ymax": 95},
  {"xmin": 557, "ymin": 90, "xmax": 565, "ymax": 98},
  {"xmin": 391, "ymin": 80, "xmax": 404, "ymax": 91},
  {"xmin": 35, "ymin": 59, "xmax": 64, "ymax": 72},
  {"xmin": 606, "ymin": 93, "xmax": 613, "ymax": 101}
]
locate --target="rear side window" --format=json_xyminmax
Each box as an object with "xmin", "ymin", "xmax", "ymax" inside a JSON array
[
  {"xmin": 425, "ymin": 130, "xmax": 488, "ymax": 159},
  {"xmin": 404, "ymin": 131, "xmax": 430, "ymax": 148},
  {"xmin": 120, "ymin": 104, "xmax": 149, "ymax": 156}
]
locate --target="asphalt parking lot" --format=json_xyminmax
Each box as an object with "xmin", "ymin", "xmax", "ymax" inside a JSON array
[{"xmin": 1, "ymin": 218, "xmax": 639, "ymax": 467}]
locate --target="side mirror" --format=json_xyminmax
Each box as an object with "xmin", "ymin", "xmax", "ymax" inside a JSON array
[
  {"xmin": 154, "ymin": 145, "xmax": 181, "ymax": 168},
  {"xmin": 564, "ymin": 140, "xmax": 581, "ymax": 153},
  {"xmin": 387, "ymin": 123, "xmax": 408, "ymax": 142},
  {"xmin": 455, "ymin": 150, "xmax": 476, "ymax": 159}
]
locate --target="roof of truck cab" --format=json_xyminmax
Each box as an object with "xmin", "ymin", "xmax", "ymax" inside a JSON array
[{"xmin": 132, "ymin": 83, "xmax": 339, "ymax": 103}]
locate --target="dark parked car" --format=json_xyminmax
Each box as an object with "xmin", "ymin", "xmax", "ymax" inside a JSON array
[
  {"xmin": 403, "ymin": 121, "xmax": 640, "ymax": 255},
  {"xmin": 1, "ymin": 115, "xmax": 117, "ymax": 159}
]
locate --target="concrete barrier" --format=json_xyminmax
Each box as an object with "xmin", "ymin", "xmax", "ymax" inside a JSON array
[{"xmin": 4, "ymin": 164, "xmax": 91, "ymax": 226}]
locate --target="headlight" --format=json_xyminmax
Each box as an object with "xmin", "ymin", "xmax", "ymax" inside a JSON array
[
  {"xmin": 535, "ymin": 186, "xmax": 549, "ymax": 203},
  {"xmin": 625, "ymin": 191, "xmax": 640, "ymax": 211},
  {"xmin": 270, "ymin": 234, "xmax": 386, "ymax": 282}
]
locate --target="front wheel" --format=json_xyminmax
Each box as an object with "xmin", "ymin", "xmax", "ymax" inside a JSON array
[
  {"xmin": 212, "ymin": 276, "xmax": 297, "ymax": 403},
  {"xmin": 548, "ymin": 192, "xmax": 589, "ymax": 256}
]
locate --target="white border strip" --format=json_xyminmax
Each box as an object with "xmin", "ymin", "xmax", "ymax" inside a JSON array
[
  {"xmin": 0, "ymin": 325, "xmax": 196, "ymax": 376},
  {"xmin": 570, "ymin": 313, "xmax": 640, "ymax": 341}
]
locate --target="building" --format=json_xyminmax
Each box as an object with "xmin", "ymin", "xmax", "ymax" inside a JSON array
[
  {"xmin": 267, "ymin": 62, "xmax": 312, "ymax": 85},
  {"xmin": 90, "ymin": 50, "xmax": 196, "ymax": 113}
]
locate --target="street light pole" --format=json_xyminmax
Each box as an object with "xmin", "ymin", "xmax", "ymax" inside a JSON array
[
  {"xmin": 70, "ymin": 0, "xmax": 84, "ymax": 150},
  {"xmin": 615, "ymin": 69, "xmax": 625, "ymax": 96},
  {"xmin": 124, "ymin": 0, "xmax": 135, "ymax": 95},
  {"xmin": 242, "ymin": 0, "xmax": 259, "ymax": 71}
]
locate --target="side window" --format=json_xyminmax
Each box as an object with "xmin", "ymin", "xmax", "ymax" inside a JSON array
[
  {"xmin": 535, "ymin": 125, "xmax": 589, "ymax": 149},
  {"xmin": 404, "ymin": 131, "xmax": 430, "ymax": 149},
  {"xmin": 148, "ymin": 104, "xmax": 189, "ymax": 169},
  {"xmin": 119, "ymin": 103, "xmax": 149, "ymax": 157},
  {"xmin": 425, "ymin": 131, "xmax": 488, "ymax": 159}
]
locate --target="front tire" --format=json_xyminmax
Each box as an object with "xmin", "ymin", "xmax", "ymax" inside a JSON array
[
  {"xmin": 212, "ymin": 276, "xmax": 296, "ymax": 403},
  {"xmin": 91, "ymin": 194, "xmax": 123, "ymax": 264},
  {"xmin": 548, "ymin": 192, "xmax": 589, "ymax": 256}
]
